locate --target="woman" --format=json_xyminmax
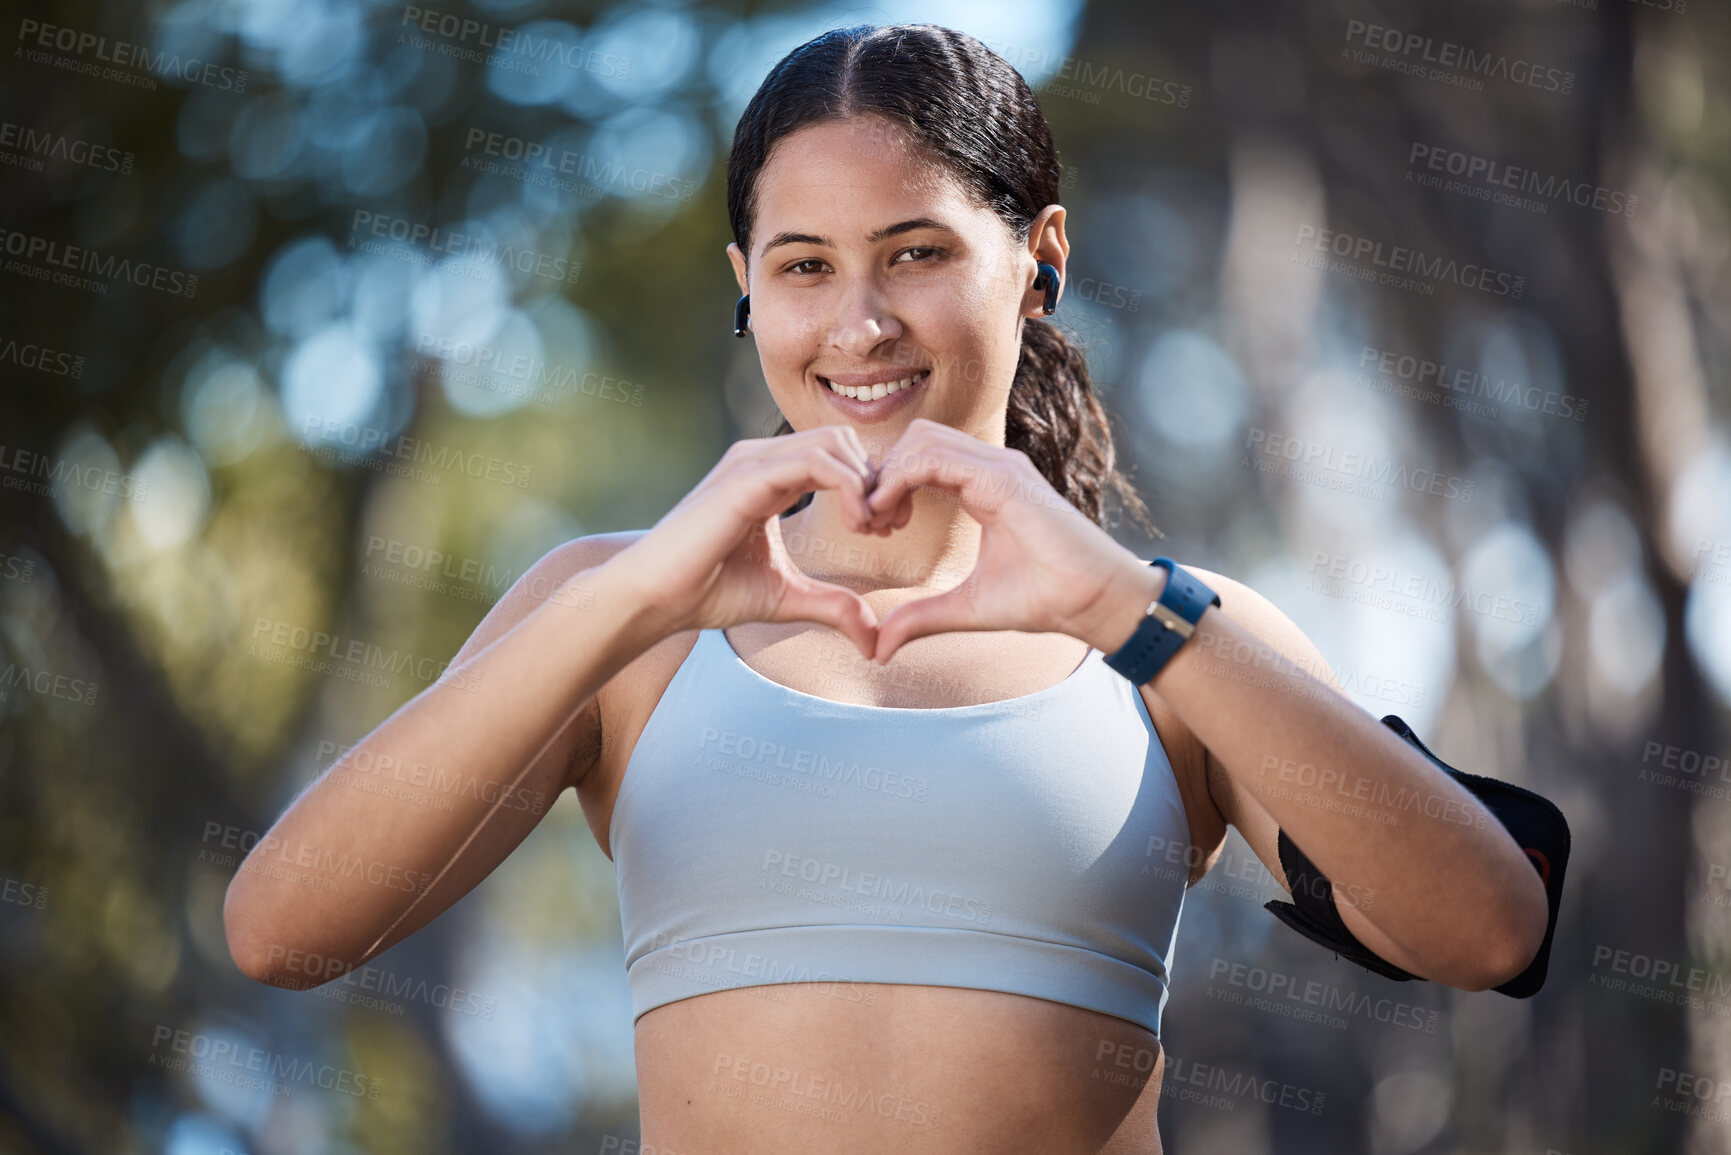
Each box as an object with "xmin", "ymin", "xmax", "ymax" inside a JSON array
[{"xmin": 224, "ymin": 24, "xmax": 1551, "ymax": 1152}]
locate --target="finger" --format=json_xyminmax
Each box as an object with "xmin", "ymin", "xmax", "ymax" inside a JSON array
[
  {"xmin": 687, "ymin": 431, "xmax": 873, "ymax": 522},
  {"xmin": 866, "ymin": 440, "xmax": 1012, "ymax": 528},
  {"xmin": 872, "ymin": 588, "xmax": 982, "ymax": 664},
  {"xmin": 801, "ymin": 422, "xmax": 872, "ymax": 480},
  {"xmin": 742, "ymin": 448, "xmax": 875, "ymax": 532},
  {"xmin": 869, "ymin": 425, "xmax": 1001, "ymax": 511},
  {"xmin": 831, "ymin": 424, "xmax": 873, "ymax": 477},
  {"xmin": 770, "ymin": 572, "xmax": 881, "ymax": 659},
  {"xmin": 766, "ymin": 431, "xmax": 875, "ymax": 523}
]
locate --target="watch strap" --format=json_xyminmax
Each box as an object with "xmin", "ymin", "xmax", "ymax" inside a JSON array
[{"xmin": 1102, "ymin": 557, "xmax": 1220, "ymax": 686}]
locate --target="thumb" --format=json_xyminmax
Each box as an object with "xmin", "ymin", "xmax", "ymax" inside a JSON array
[
  {"xmin": 873, "ymin": 590, "xmax": 981, "ymax": 664},
  {"xmin": 770, "ymin": 574, "xmax": 881, "ymax": 660}
]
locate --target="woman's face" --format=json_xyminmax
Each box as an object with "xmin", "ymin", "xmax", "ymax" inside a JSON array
[{"xmin": 728, "ymin": 115, "xmax": 1067, "ymax": 448}]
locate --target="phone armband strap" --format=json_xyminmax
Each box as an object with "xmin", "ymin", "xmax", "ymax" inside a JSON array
[{"xmin": 1261, "ymin": 714, "xmax": 1570, "ymax": 998}]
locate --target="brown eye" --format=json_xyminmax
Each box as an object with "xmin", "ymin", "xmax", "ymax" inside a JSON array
[
  {"xmin": 894, "ymin": 246, "xmax": 939, "ymax": 263},
  {"xmin": 789, "ymin": 259, "xmax": 827, "ymax": 275}
]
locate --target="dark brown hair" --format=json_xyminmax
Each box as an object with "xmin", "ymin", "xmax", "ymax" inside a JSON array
[{"xmin": 726, "ymin": 23, "xmax": 1156, "ymax": 535}]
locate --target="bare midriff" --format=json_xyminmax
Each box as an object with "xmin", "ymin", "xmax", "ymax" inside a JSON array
[
  {"xmin": 632, "ymin": 983, "xmax": 1166, "ymax": 1154},
  {"xmin": 588, "ymin": 621, "xmax": 1208, "ymax": 1155}
]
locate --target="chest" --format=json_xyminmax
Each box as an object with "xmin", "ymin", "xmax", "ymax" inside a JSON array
[
  {"xmin": 589, "ymin": 625, "xmax": 1227, "ymax": 887},
  {"xmin": 721, "ymin": 621, "xmax": 1096, "ymax": 709}
]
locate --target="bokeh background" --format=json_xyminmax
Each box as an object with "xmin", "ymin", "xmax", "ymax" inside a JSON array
[{"xmin": 3, "ymin": 0, "xmax": 1730, "ymax": 1151}]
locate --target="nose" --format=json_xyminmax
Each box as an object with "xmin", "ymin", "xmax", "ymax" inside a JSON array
[{"xmin": 826, "ymin": 274, "xmax": 902, "ymax": 358}]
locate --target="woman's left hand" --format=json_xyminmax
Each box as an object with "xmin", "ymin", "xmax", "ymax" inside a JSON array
[{"xmin": 862, "ymin": 418, "xmax": 1160, "ymax": 664}]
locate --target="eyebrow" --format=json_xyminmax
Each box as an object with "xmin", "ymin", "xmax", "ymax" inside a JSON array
[{"xmin": 760, "ymin": 217, "xmax": 954, "ymax": 254}]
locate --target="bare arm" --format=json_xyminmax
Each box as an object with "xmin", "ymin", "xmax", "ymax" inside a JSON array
[
  {"xmin": 222, "ymin": 533, "xmax": 656, "ymax": 988},
  {"xmin": 222, "ymin": 424, "xmax": 884, "ymax": 991},
  {"xmin": 1110, "ymin": 565, "xmax": 1548, "ymax": 991},
  {"xmin": 852, "ymin": 424, "xmax": 1545, "ymax": 988}
]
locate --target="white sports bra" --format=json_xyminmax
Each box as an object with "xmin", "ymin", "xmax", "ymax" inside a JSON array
[{"xmin": 609, "ymin": 626, "xmax": 1191, "ymax": 1036}]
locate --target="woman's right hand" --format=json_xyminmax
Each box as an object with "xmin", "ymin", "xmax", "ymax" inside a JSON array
[{"xmin": 607, "ymin": 425, "xmax": 885, "ymax": 657}]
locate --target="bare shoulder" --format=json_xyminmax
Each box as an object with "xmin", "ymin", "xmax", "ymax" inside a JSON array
[
  {"xmin": 1157, "ymin": 563, "xmax": 1350, "ymax": 890},
  {"xmin": 1182, "ymin": 565, "xmax": 1344, "ymax": 686},
  {"xmin": 445, "ymin": 530, "xmax": 650, "ymax": 802},
  {"xmin": 1130, "ymin": 562, "xmax": 1351, "ymax": 889},
  {"xmin": 450, "ymin": 530, "xmax": 648, "ymax": 665},
  {"xmin": 514, "ymin": 532, "xmax": 705, "ymax": 861}
]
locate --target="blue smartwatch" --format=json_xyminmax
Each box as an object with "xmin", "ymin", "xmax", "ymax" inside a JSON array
[{"xmin": 1102, "ymin": 557, "xmax": 1220, "ymax": 686}]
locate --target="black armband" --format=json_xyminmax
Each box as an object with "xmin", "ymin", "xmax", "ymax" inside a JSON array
[{"xmin": 1262, "ymin": 713, "xmax": 1570, "ymax": 998}]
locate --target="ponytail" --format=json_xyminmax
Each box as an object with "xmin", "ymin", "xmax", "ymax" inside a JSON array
[
  {"xmin": 741, "ymin": 24, "xmax": 1158, "ymax": 537},
  {"xmin": 1007, "ymin": 319, "xmax": 1157, "ymax": 535}
]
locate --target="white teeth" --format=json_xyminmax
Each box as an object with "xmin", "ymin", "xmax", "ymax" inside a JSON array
[{"xmin": 825, "ymin": 372, "xmax": 924, "ymax": 401}]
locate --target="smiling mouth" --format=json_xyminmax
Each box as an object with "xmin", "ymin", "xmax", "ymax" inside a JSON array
[{"xmin": 818, "ymin": 370, "xmax": 930, "ymax": 401}]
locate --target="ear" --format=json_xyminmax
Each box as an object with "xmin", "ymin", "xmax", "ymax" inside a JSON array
[
  {"xmin": 727, "ymin": 242, "xmax": 749, "ymax": 296},
  {"xmin": 1022, "ymin": 204, "xmax": 1070, "ymax": 319}
]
